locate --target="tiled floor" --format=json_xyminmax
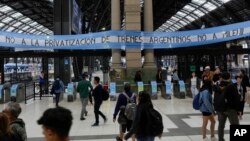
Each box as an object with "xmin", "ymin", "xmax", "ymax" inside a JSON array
[{"xmin": 1, "ymin": 95, "xmax": 250, "ymax": 141}]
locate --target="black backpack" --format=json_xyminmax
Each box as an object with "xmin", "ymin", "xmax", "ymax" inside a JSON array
[
  {"xmin": 147, "ymin": 108, "xmax": 164, "ymax": 136},
  {"xmin": 213, "ymin": 83, "xmax": 227, "ymax": 112},
  {"xmin": 102, "ymin": 88, "xmax": 109, "ymax": 101}
]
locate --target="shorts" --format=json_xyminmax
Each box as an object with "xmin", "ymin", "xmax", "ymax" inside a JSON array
[
  {"xmin": 202, "ymin": 112, "xmax": 212, "ymax": 116},
  {"xmin": 120, "ymin": 120, "xmax": 133, "ymax": 133}
]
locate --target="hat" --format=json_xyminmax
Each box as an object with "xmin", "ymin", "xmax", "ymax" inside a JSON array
[{"xmin": 205, "ymin": 66, "xmax": 210, "ymax": 70}]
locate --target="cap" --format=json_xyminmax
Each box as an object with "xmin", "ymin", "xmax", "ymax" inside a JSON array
[{"xmin": 205, "ymin": 66, "xmax": 210, "ymax": 70}]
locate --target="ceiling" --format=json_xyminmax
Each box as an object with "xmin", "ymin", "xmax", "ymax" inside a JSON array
[{"xmin": 0, "ymin": 0, "xmax": 250, "ymax": 35}]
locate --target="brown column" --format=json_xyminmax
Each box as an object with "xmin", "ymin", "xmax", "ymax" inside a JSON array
[
  {"xmin": 125, "ymin": 0, "xmax": 142, "ymax": 68},
  {"xmin": 111, "ymin": 0, "xmax": 121, "ymax": 69}
]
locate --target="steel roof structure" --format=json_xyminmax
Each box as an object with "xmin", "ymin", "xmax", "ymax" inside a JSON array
[{"xmin": 0, "ymin": 0, "xmax": 250, "ymax": 35}]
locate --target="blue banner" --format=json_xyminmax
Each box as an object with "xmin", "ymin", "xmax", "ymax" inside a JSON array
[
  {"xmin": 1, "ymin": 21, "xmax": 250, "ymax": 50},
  {"xmin": 109, "ymin": 82, "xmax": 116, "ymax": 96}
]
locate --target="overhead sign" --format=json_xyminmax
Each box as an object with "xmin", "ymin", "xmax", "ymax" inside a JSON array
[{"xmin": 1, "ymin": 21, "xmax": 250, "ymax": 50}]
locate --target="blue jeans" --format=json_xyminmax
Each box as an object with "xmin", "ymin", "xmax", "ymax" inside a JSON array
[{"xmin": 137, "ymin": 136, "xmax": 154, "ymax": 141}]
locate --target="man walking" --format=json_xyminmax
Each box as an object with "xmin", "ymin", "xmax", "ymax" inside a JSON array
[
  {"xmin": 77, "ymin": 73, "xmax": 93, "ymax": 120},
  {"xmin": 91, "ymin": 76, "xmax": 107, "ymax": 126}
]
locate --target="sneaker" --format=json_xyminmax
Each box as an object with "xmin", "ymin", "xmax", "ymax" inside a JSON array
[
  {"xmin": 104, "ymin": 118, "xmax": 108, "ymax": 123},
  {"xmin": 203, "ymin": 137, "xmax": 209, "ymax": 141},
  {"xmin": 80, "ymin": 117, "xmax": 86, "ymax": 121},
  {"xmin": 116, "ymin": 136, "xmax": 122, "ymax": 141},
  {"xmin": 92, "ymin": 123, "xmax": 99, "ymax": 126},
  {"xmin": 211, "ymin": 137, "xmax": 217, "ymax": 141}
]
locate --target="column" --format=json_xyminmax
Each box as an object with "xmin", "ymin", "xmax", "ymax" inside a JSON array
[
  {"xmin": 143, "ymin": 0, "xmax": 156, "ymax": 68},
  {"xmin": 53, "ymin": 0, "xmax": 71, "ymax": 84},
  {"xmin": 111, "ymin": 0, "xmax": 121, "ymax": 69},
  {"xmin": 125, "ymin": 0, "xmax": 142, "ymax": 69}
]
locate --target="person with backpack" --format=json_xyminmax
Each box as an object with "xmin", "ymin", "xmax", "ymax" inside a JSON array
[
  {"xmin": 213, "ymin": 72, "xmax": 231, "ymax": 141},
  {"xmin": 51, "ymin": 76, "xmax": 64, "ymax": 107},
  {"xmin": 199, "ymin": 80, "xmax": 216, "ymax": 141},
  {"xmin": 113, "ymin": 83, "xmax": 136, "ymax": 141},
  {"xmin": 125, "ymin": 91, "xmax": 163, "ymax": 141},
  {"xmin": 91, "ymin": 76, "xmax": 107, "ymax": 126},
  {"xmin": 77, "ymin": 73, "xmax": 93, "ymax": 120}
]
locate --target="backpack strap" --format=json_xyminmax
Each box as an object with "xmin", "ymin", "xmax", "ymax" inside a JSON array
[{"xmin": 122, "ymin": 92, "xmax": 130, "ymax": 102}]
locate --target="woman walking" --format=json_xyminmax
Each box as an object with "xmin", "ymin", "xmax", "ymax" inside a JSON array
[{"xmin": 199, "ymin": 80, "xmax": 216, "ymax": 141}]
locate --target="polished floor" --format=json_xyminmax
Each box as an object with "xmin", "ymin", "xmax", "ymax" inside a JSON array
[{"xmin": 1, "ymin": 94, "xmax": 250, "ymax": 141}]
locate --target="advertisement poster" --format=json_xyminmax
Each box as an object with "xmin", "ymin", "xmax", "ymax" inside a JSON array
[
  {"xmin": 11, "ymin": 84, "xmax": 18, "ymax": 97},
  {"xmin": 165, "ymin": 81, "xmax": 172, "ymax": 95},
  {"xmin": 137, "ymin": 82, "xmax": 144, "ymax": 92},
  {"xmin": 151, "ymin": 81, "xmax": 157, "ymax": 95},
  {"xmin": 0, "ymin": 85, "xmax": 3, "ymax": 99},
  {"xmin": 179, "ymin": 81, "xmax": 186, "ymax": 92},
  {"xmin": 109, "ymin": 82, "xmax": 116, "ymax": 96},
  {"xmin": 67, "ymin": 83, "xmax": 74, "ymax": 95}
]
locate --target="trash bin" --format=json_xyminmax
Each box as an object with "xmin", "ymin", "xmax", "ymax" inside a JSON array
[{"xmin": 10, "ymin": 83, "xmax": 25, "ymax": 103}]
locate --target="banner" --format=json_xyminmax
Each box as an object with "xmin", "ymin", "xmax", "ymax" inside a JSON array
[
  {"xmin": 1, "ymin": 21, "xmax": 250, "ymax": 50},
  {"xmin": 109, "ymin": 82, "xmax": 116, "ymax": 96}
]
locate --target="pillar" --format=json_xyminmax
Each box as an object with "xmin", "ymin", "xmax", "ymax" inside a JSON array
[
  {"xmin": 53, "ymin": 0, "xmax": 71, "ymax": 84},
  {"xmin": 143, "ymin": 0, "xmax": 156, "ymax": 68},
  {"xmin": 124, "ymin": 0, "xmax": 142, "ymax": 82},
  {"xmin": 111, "ymin": 0, "xmax": 121, "ymax": 69}
]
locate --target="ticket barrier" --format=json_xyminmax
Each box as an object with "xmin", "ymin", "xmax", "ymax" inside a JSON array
[
  {"xmin": 10, "ymin": 83, "xmax": 25, "ymax": 103},
  {"xmin": 0, "ymin": 83, "xmax": 11, "ymax": 104}
]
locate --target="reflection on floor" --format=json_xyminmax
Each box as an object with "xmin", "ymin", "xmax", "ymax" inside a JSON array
[{"xmin": 1, "ymin": 95, "xmax": 250, "ymax": 141}]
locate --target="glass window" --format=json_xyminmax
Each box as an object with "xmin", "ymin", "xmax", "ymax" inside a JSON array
[
  {"xmin": 186, "ymin": 15, "xmax": 196, "ymax": 22},
  {"xmin": 193, "ymin": 9, "xmax": 205, "ymax": 17},
  {"xmin": 203, "ymin": 2, "xmax": 217, "ymax": 11},
  {"xmin": 183, "ymin": 5, "xmax": 195, "ymax": 12},
  {"xmin": 192, "ymin": 0, "xmax": 206, "ymax": 6},
  {"xmin": 0, "ymin": 23, "xmax": 5, "ymax": 27},
  {"xmin": 21, "ymin": 17, "xmax": 31, "ymax": 22},
  {"xmin": 11, "ymin": 12, "xmax": 23, "ymax": 18},
  {"xmin": 0, "ymin": 6, "xmax": 12, "ymax": 12},
  {"xmin": 6, "ymin": 27, "xmax": 14, "ymax": 32},
  {"xmin": 17, "ymin": 30, "xmax": 24, "ymax": 33},
  {"xmin": 30, "ymin": 22, "xmax": 38, "ymax": 27},
  {"xmin": 2, "ymin": 17, "xmax": 13, "ymax": 23},
  {"xmin": 176, "ymin": 11, "xmax": 187, "ymax": 17},
  {"xmin": 220, "ymin": 0, "xmax": 231, "ymax": 3},
  {"xmin": 22, "ymin": 26, "xmax": 30, "ymax": 30},
  {"xmin": 13, "ymin": 22, "xmax": 22, "ymax": 27}
]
